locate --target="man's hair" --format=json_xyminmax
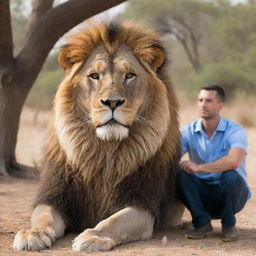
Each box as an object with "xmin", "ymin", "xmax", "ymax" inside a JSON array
[{"xmin": 200, "ymin": 83, "xmax": 225, "ymax": 102}]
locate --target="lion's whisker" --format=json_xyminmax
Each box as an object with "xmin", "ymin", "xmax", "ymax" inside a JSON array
[
  {"xmin": 80, "ymin": 114, "xmax": 92, "ymax": 125},
  {"xmin": 136, "ymin": 115, "xmax": 146, "ymax": 122}
]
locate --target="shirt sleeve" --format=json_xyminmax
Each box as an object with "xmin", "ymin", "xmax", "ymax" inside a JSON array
[
  {"xmin": 180, "ymin": 126, "xmax": 189, "ymax": 156},
  {"xmin": 228, "ymin": 126, "xmax": 248, "ymax": 152}
]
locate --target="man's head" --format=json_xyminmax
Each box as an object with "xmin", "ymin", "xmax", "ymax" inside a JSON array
[{"xmin": 198, "ymin": 84, "xmax": 225, "ymax": 120}]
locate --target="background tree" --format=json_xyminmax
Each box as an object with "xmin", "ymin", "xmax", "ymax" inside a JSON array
[
  {"xmin": 0, "ymin": 0, "xmax": 126, "ymax": 177},
  {"xmin": 125, "ymin": 0, "xmax": 218, "ymax": 73},
  {"xmin": 125, "ymin": 0, "xmax": 256, "ymax": 96},
  {"xmin": 193, "ymin": 0, "xmax": 256, "ymax": 95}
]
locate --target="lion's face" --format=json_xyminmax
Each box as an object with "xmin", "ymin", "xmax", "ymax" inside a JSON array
[
  {"xmin": 77, "ymin": 45, "xmax": 151, "ymax": 141},
  {"xmin": 51, "ymin": 21, "xmax": 179, "ymax": 171}
]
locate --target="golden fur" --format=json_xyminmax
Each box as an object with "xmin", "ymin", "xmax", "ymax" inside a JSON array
[{"xmin": 13, "ymin": 20, "xmax": 182, "ymax": 252}]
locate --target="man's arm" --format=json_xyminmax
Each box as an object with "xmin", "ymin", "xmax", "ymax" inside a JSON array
[
  {"xmin": 180, "ymin": 147, "xmax": 246, "ymax": 173},
  {"xmin": 180, "ymin": 127, "xmax": 189, "ymax": 157}
]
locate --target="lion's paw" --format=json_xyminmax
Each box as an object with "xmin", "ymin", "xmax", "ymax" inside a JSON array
[
  {"xmin": 72, "ymin": 229, "xmax": 115, "ymax": 252},
  {"xmin": 13, "ymin": 227, "xmax": 55, "ymax": 251}
]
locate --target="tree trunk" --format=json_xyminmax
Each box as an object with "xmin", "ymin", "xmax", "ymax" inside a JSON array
[
  {"xmin": 0, "ymin": 0, "xmax": 126, "ymax": 177},
  {"xmin": 0, "ymin": 70, "xmax": 7, "ymax": 176},
  {"xmin": 0, "ymin": 64, "xmax": 34, "ymax": 177},
  {"xmin": 156, "ymin": 17, "xmax": 202, "ymax": 73}
]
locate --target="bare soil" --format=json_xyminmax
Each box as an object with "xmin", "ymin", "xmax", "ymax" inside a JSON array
[{"xmin": 1, "ymin": 107, "xmax": 256, "ymax": 256}]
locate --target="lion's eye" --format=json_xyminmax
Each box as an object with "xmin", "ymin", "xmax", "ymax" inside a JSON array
[
  {"xmin": 125, "ymin": 73, "xmax": 136, "ymax": 80},
  {"xmin": 89, "ymin": 73, "xmax": 100, "ymax": 80}
]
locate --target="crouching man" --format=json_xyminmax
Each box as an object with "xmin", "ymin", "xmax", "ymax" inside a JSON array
[{"xmin": 177, "ymin": 84, "xmax": 250, "ymax": 242}]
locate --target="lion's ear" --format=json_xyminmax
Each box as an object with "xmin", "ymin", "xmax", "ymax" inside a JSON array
[
  {"xmin": 58, "ymin": 46, "xmax": 75, "ymax": 71},
  {"xmin": 151, "ymin": 47, "xmax": 165, "ymax": 72}
]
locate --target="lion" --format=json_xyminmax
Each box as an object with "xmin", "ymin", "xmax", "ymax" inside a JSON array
[{"xmin": 13, "ymin": 20, "xmax": 183, "ymax": 252}]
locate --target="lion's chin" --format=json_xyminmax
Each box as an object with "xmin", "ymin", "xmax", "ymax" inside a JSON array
[{"xmin": 96, "ymin": 124, "xmax": 129, "ymax": 141}]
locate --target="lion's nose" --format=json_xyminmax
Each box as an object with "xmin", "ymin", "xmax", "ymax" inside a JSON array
[{"xmin": 101, "ymin": 98, "xmax": 125, "ymax": 111}]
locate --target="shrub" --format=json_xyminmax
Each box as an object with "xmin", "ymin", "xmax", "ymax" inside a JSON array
[
  {"xmin": 191, "ymin": 61, "xmax": 255, "ymax": 101},
  {"xmin": 25, "ymin": 69, "xmax": 64, "ymax": 109}
]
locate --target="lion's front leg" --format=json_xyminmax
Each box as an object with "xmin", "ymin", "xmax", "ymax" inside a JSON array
[
  {"xmin": 72, "ymin": 206, "xmax": 154, "ymax": 252},
  {"xmin": 13, "ymin": 204, "xmax": 66, "ymax": 251}
]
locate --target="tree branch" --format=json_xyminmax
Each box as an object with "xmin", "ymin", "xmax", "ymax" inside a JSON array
[
  {"xmin": 173, "ymin": 16, "xmax": 202, "ymax": 71},
  {"xmin": 27, "ymin": 0, "xmax": 54, "ymax": 33},
  {"xmin": 157, "ymin": 16, "xmax": 201, "ymax": 73},
  {"xmin": 16, "ymin": 0, "xmax": 126, "ymax": 89},
  {"xmin": 0, "ymin": 0, "xmax": 13, "ymax": 62}
]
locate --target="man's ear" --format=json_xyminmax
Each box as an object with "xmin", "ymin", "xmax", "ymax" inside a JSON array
[
  {"xmin": 220, "ymin": 102, "xmax": 224, "ymax": 109},
  {"xmin": 151, "ymin": 46, "xmax": 165, "ymax": 72}
]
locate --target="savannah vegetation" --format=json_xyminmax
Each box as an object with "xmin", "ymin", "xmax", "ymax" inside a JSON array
[{"xmin": 125, "ymin": 0, "xmax": 256, "ymax": 97}]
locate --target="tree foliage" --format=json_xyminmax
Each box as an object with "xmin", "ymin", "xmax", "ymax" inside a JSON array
[
  {"xmin": 125, "ymin": 0, "xmax": 256, "ymax": 95},
  {"xmin": 125, "ymin": 0, "xmax": 218, "ymax": 73}
]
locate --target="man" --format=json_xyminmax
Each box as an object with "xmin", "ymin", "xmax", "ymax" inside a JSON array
[{"xmin": 177, "ymin": 84, "xmax": 250, "ymax": 242}]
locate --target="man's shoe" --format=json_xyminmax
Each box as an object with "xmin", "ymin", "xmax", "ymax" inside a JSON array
[
  {"xmin": 185, "ymin": 223, "xmax": 213, "ymax": 239},
  {"xmin": 221, "ymin": 226, "xmax": 239, "ymax": 242}
]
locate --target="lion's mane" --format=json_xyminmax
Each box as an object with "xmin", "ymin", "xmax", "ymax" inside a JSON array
[{"xmin": 35, "ymin": 20, "xmax": 181, "ymax": 232}]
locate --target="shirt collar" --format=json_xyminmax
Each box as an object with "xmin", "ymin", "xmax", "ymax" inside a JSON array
[
  {"xmin": 194, "ymin": 117, "xmax": 227, "ymax": 133},
  {"xmin": 194, "ymin": 120, "xmax": 203, "ymax": 133},
  {"xmin": 216, "ymin": 117, "xmax": 227, "ymax": 132}
]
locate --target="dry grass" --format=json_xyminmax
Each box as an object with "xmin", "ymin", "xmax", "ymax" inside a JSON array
[
  {"xmin": 178, "ymin": 92, "xmax": 256, "ymax": 128},
  {"xmin": 224, "ymin": 95, "xmax": 256, "ymax": 128},
  {"xmin": 16, "ymin": 107, "xmax": 50, "ymax": 166}
]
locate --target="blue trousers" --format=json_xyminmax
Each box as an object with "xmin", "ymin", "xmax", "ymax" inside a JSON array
[{"xmin": 176, "ymin": 170, "xmax": 248, "ymax": 228}]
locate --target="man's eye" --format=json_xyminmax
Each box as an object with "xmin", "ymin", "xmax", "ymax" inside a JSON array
[
  {"xmin": 89, "ymin": 73, "xmax": 100, "ymax": 80},
  {"xmin": 125, "ymin": 73, "xmax": 136, "ymax": 80}
]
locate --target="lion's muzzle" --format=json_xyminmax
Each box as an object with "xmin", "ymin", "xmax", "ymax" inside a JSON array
[
  {"xmin": 96, "ymin": 123, "xmax": 129, "ymax": 141},
  {"xmin": 100, "ymin": 98, "xmax": 125, "ymax": 111}
]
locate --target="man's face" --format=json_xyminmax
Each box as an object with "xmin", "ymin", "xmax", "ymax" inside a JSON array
[{"xmin": 197, "ymin": 89, "xmax": 224, "ymax": 120}]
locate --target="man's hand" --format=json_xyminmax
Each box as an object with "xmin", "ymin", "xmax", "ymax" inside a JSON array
[
  {"xmin": 180, "ymin": 160, "xmax": 200, "ymax": 173},
  {"xmin": 180, "ymin": 147, "xmax": 246, "ymax": 174}
]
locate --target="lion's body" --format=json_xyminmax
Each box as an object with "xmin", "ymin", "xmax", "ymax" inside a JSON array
[
  {"xmin": 13, "ymin": 20, "xmax": 183, "ymax": 252},
  {"xmin": 35, "ymin": 128, "xmax": 179, "ymax": 231}
]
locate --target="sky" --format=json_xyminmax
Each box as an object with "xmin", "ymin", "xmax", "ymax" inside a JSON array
[
  {"xmin": 15, "ymin": 0, "xmax": 248, "ymax": 18},
  {"xmin": 231, "ymin": 0, "xmax": 247, "ymax": 3}
]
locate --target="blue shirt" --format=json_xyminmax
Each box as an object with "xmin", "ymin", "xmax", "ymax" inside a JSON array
[{"xmin": 181, "ymin": 117, "xmax": 250, "ymax": 198}]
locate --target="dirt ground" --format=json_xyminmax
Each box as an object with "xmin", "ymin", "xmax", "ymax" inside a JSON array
[{"xmin": 1, "ymin": 107, "xmax": 256, "ymax": 256}]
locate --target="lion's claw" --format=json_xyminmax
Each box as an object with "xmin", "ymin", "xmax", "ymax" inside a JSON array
[
  {"xmin": 72, "ymin": 229, "xmax": 115, "ymax": 252},
  {"xmin": 13, "ymin": 227, "xmax": 55, "ymax": 251}
]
